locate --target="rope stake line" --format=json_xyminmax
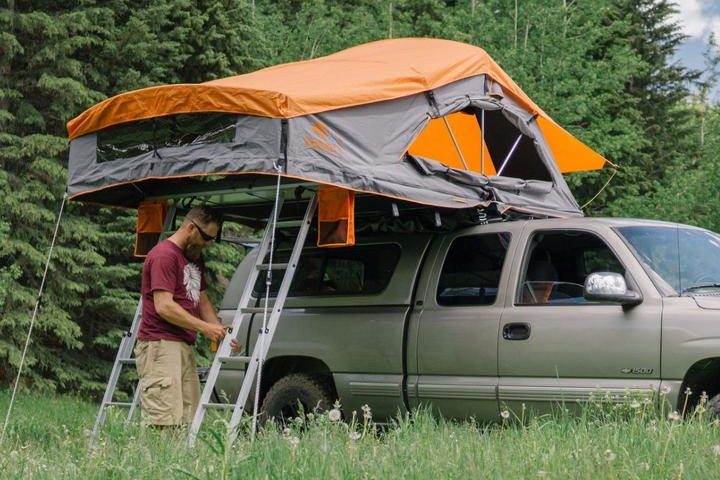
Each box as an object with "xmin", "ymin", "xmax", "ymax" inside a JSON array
[
  {"xmin": 1, "ymin": 192, "xmax": 68, "ymax": 445},
  {"xmin": 581, "ymin": 167, "xmax": 619, "ymax": 211}
]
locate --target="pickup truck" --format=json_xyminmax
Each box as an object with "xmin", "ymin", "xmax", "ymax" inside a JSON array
[{"xmin": 214, "ymin": 217, "xmax": 720, "ymax": 421}]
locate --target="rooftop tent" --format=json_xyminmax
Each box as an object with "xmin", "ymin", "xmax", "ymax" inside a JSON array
[{"xmin": 66, "ymin": 38, "xmax": 608, "ymax": 217}]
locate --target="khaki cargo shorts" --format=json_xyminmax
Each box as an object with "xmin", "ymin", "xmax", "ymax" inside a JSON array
[{"xmin": 134, "ymin": 339, "xmax": 200, "ymax": 426}]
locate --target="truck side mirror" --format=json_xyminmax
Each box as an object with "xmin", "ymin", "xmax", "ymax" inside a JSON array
[{"xmin": 584, "ymin": 272, "xmax": 642, "ymax": 306}]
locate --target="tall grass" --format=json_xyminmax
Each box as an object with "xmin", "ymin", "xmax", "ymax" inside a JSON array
[{"xmin": 1, "ymin": 390, "xmax": 720, "ymax": 479}]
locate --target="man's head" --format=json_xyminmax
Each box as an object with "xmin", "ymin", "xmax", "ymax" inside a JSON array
[{"xmin": 177, "ymin": 206, "xmax": 221, "ymax": 260}]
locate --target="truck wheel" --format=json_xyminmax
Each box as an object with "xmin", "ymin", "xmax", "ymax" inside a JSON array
[{"xmin": 261, "ymin": 373, "xmax": 334, "ymax": 423}]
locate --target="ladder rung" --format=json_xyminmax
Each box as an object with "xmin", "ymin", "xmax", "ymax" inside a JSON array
[
  {"xmin": 105, "ymin": 401, "xmax": 134, "ymax": 408},
  {"xmin": 257, "ymin": 263, "xmax": 289, "ymax": 271},
  {"xmin": 117, "ymin": 358, "xmax": 136, "ymax": 365},
  {"xmin": 203, "ymin": 402, "xmax": 235, "ymax": 410},
  {"xmin": 219, "ymin": 356, "xmax": 252, "ymax": 365},
  {"xmin": 241, "ymin": 307, "xmax": 271, "ymax": 314}
]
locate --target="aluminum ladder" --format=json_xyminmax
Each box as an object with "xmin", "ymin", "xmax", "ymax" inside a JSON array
[
  {"xmin": 90, "ymin": 203, "xmax": 177, "ymax": 443},
  {"xmin": 188, "ymin": 194, "xmax": 317, "ymax": 447}
]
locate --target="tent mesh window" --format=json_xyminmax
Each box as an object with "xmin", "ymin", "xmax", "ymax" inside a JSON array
[{"xmin": 96, "ymin": 113, "xmax": 237, "ymax": 163}]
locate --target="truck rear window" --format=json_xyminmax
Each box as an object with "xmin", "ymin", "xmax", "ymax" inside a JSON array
[
  {"xmin": 437, "ymin": 233, "xmax": 511, "ymax": 306},
  {"xmin": 254, "ymin": 244, "xmax": 401, "ymax": 297}
]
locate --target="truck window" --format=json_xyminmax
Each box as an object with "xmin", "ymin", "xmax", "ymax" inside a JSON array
[
  {"xmin": 436, "ymin": 233, "xmax": 511, "ymax": 306},
  {"xmin": 518, "ymin": 230, "xmax": 626, "ymax": 305},
  {"xmin": 254, "ymin": 244, "xmax": 401, "ymax": 297}
]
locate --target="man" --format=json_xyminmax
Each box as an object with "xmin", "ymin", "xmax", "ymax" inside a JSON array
[{"xmin": 134, "ymin": 205, "xmax": 238, "ymax": 427}]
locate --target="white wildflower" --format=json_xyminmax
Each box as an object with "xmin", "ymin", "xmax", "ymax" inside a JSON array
[
  {"xmin": 684, "ymin": 387, "xmax": 692, "ymax": 396},
  {"xmin": 500, "ymin": 410, "xmax": 510, "ymax": 420},
  {"xmin": 306, "ymin": 413, "xmax": 314, "ymax": 421},
  {"xmin": 282, "ymin": 427, "xmax": 292, "ymax": 437},
  {"xmin": 603, "ymin": 449, "xmax": 616, "ymax": 462},
  {"xmin": 668, "ymin": 411, "xmax": 680, "ymax": 422},
  {"xmin": 288, "ymin": 436, "xmax": 300, "ymax": 448},
  {"xmin": 361, "ymin": 404, "xmax": 372, "ymax": 420},
  {"xmin": 630, "ymin": 400, "xmax": 641, "ymax": 409},
  {"xmin": 537, "ymin": 471, "xmax": 547, "ymax": 477},
  {"xmin": 638, "ymin": 462, "xmax": 650, "ymax": 471},
  {"xmin": 712, "ymin": 445, "xmax": 720, "ymax": 456},
  {"xmin": 328, "ymin": 409, "xmax": 342, "ymax": 422},
  {"xmin": 661, "ymin": 385, "xmax": 671, "ymax": 395},
  {"xmin": 349, "ymin": 431, "xmax": 362, "ymax": 441}
]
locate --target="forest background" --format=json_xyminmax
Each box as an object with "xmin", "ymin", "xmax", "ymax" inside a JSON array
[{"xmin": 1, "ymin": 0, "xmax": 719, "ymax": 397}]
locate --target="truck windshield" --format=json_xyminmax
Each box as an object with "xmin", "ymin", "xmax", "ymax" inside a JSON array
[{"xmin": 617, "ymin": 225, "xmax": 720, "ymax": 295}]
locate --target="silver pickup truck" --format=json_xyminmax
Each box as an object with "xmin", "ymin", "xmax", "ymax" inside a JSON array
[{"xmin": 215, "ymin": 217, "xmax": 720, "ymax": 421}]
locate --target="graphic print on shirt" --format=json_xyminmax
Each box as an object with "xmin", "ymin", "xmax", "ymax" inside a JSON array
[{"xmin": 183, "ymin": 263, "xmax": 201, "ymax": 306}]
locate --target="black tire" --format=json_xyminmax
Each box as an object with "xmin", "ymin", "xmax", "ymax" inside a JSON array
[{"xmin": 261, "ymin": 373, "xmax": 334, "ymax": 423}]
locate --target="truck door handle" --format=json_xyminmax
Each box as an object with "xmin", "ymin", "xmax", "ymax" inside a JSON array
[{"xmin": 502, "ymin": 323, "xmax": 531, "ymax": 341}]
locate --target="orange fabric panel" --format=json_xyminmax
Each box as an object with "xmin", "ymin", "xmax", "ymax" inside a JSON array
[
  {"xmin": 135, "ymin": 200, "xmax": 168, "ymax": 257},
  {"xmin": 317, "ymin": 186, "xmax": 355, "ymax": 248},
  {"xmin": 67, "ymin": 38, "xmax": 546, "ymax": 139},
  {"xmin": 408, "ymin": 112, "xmax": 496, "ymax": 175},
  {"xmin": 537, "ymin": 117, "xmax": 607, "ymax": 172}
]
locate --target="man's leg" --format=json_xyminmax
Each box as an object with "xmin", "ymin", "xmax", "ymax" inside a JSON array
[
  {"xmin": 135, "ymin": 339, "xmax": 184, "ymax": 427},
  {"xmin": 180, "ymin": 342, "xmax": 201, "ymax": 424}
]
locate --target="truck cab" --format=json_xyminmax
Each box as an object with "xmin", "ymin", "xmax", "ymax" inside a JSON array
[{"xmin": 216, "ymin": 217, "xmax": 720, "ymax": 421}]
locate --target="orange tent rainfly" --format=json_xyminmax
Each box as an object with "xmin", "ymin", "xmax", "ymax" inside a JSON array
[{"xmin": 66, "ymin": 38, "xmax": 608, "ymax": 218}]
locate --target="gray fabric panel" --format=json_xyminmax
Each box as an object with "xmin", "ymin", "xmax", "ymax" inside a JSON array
[
  {"xmin": 234, "ymin": 116, "xmax": 281, "ymax": 154},
  {"xmin": 286, "ymin": 93, "xmax": 430, "ymax": 168},
  {"xmin": 67, "ymin": 117, "xmax": 282, "ymax": 196},
  {"xmin": 67, "ymin": 134, "xmax": 97, "ymax": 194},
  {"xmin": 406, "ymin": 155, "xmax": 580, "ymax": 216}
]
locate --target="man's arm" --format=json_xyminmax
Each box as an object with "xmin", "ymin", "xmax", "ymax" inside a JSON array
[
  {"xmin": 198, "ymin": 290, "xmax": 222, "ymax": 325},
  {"xmin": 198, "ymin": 290, "xmax": 242, "ymax": 352},
  {"xmin": 153, "ymin": 290, "xmax": 226, "ymax": 342}
]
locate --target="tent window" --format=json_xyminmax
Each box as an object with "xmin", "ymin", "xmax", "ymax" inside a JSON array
[
  {"xmin": 479, "ymin": 110, "xmax": 551, "ymax": 181},
  {"xmin": 96, "ymin": 113, "xmax": 237, "ymax": 163}
]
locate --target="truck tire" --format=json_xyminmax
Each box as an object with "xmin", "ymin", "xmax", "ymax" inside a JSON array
[{"xmin": 261, "ymin": 373, "xmax": 334, "ymax": 423}]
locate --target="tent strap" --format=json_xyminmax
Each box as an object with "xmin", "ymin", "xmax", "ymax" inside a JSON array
[{"xmin": 1, "ymin": 192, "xmax": 68, "ymax": 445}]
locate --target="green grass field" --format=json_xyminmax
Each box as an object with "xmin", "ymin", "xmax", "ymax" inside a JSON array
[{"xmin": 1, "ymin": 390, "xmax": 720, "ymax": 479}]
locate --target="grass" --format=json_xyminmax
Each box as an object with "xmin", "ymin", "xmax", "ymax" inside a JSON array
[{"xmin": 1, "ymin": 390, "xmax": 720, "ymax": 479}]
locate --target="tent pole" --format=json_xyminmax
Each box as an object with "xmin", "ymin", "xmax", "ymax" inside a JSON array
[
  {"xmin": 441, "ymin": 116, "xmax": 469, "ymax": 170},
  {"xmin": 1, "ymin": 192, "xmax": 68, "ymax": 445},
  {"xmin": 480, "ymin": 109, "xmax": 486, "ymax": 176},
  {"xmin": 496, "ymin": 133, "xmax": 524, "ymax": 176}
]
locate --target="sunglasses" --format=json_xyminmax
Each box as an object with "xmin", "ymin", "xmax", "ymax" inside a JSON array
[{"xmin": 191, "ymin": 220, "xmax": 215, "ymax": 242}]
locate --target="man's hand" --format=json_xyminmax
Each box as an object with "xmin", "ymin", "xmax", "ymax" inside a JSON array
[
  {"xmin": 202, "ymin": 322, "xmax": 227, "ymax": 343},
  {"xmin": 230, "ymin": 337, "xmax": 242, "ymax": 353}
]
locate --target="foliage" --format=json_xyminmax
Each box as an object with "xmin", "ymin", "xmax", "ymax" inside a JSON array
[{"xmin": 3, "ymin": 391, "xmax": 720, "ymax": 479}]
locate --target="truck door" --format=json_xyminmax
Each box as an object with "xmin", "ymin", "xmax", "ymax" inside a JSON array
[
  {"xmin": 497, "ymin": 225, "xmax": 662, "ymax": 416},
  {"xmin": 406, "ymin": 224, "xmax": 517, "ymax": 419}
]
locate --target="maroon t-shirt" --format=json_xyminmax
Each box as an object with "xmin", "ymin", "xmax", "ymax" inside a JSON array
[{"xmin": 138, "ymin": 240, "xmax": 207, "ymax": 344}]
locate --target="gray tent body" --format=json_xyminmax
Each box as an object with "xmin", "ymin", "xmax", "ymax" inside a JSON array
[{"xmin": 67, "ymin": 75, "xmax": 582, "ymax": 217}]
